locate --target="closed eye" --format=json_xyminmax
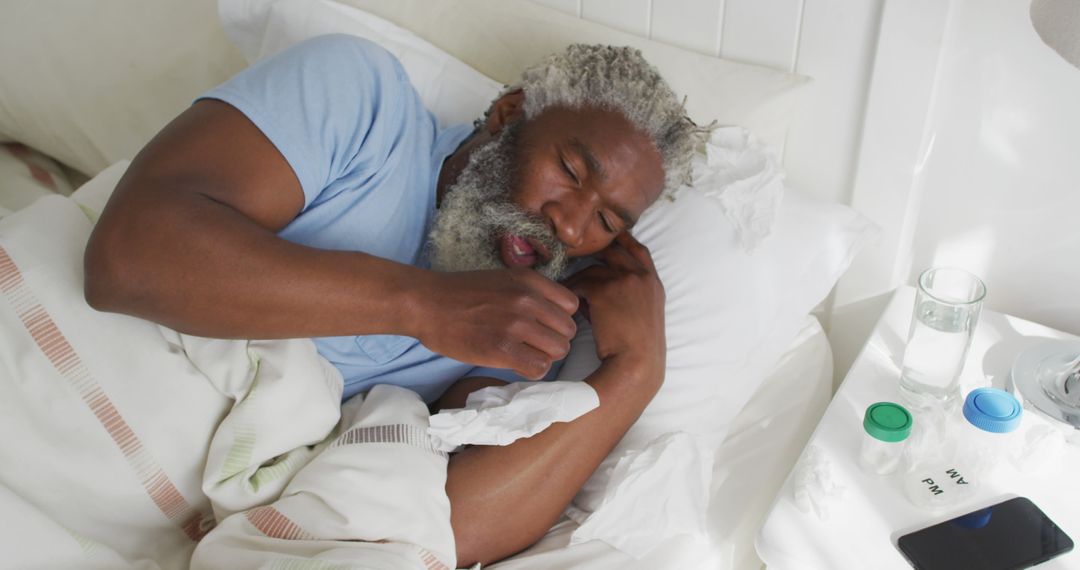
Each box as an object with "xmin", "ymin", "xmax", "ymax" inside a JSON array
[
  {"xmin": 559, "ymin": 155, "xmax": 580, "ymax": 185},
  {"xmin": 599, "ymin": 213, "xmax": 616, "ymax": 233}
]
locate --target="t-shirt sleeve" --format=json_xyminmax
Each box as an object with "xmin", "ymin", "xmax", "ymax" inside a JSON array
[{"xmin": 197, "ymin": 34, "xmax": 410, "ymax": 209}]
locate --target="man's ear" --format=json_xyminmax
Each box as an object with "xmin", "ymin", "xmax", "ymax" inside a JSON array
[{"xmin": 484, "ymin": 89, "xmax": 525, "ymax": 135}]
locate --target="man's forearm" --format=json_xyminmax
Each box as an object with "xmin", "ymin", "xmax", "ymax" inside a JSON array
[
  {"xmin": 445, "ymin": 354, "xmax": 663, "ymax": 566},
  {"xmin": 82, "ymin": 98, "xmax": 576, "ymax": 379},
  {"xmin": 85, "ymin": 187, "xmax": 428, "ymax": 340}
]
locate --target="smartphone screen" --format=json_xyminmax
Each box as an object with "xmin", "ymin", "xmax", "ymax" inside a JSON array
[{"xmin": 897, "ymin": 497, "xmax": 1073, "ymax": 569}]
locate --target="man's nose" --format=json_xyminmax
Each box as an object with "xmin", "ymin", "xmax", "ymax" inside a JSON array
[{"xmin": 542, "ymin": 196, "xmax": 589, "ymax": 250}]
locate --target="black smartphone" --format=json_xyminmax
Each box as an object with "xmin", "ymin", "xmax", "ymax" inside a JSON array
[{"xmin": 897, "ymin": 497, "xmax": 1073, "ymax": 569}]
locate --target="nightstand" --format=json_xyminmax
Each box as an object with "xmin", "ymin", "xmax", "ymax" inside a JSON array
[{"xmin": 754, "ymin": 286, "xmax": 1080, "ymax": 569}]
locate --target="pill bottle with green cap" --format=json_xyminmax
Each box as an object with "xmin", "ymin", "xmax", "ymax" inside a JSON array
[{"xmin": 860, "ymin": 402, "xmax": 913, "ymax": 475}]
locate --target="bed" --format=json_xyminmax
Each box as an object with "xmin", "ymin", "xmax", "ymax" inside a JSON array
[
  {"xmin": 489, "ymin": 315, "xmax": 834, "ymax": 570},
  {"xmin": 0, "ymin": 1, "xmax": 869, "ymax": 568}
]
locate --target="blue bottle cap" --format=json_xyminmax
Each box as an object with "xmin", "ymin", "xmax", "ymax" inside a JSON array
[{"xmin": 962, "ymin": 388, "xmax": 1022, "ymax": 433}]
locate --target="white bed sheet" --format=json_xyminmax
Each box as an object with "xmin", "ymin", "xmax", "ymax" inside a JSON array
[
  {"xmin": 490, "ymin": 315, "xmax": 833, "ymax": 570},
  {"xmin": 62, "ymin": 162, "xmax": 833, "ymax": 570}
]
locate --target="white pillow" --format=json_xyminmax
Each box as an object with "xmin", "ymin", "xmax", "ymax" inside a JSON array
[
  {"xmin": 254, "ymin": 1, "xmax": 504, "ymax": 128},
  {"xmin": 0, "ymin": 143, "xmax": 74, "ymax": 216},
  {"xmin": 554, "ymin": 152, "xmax": 872, "ymax": 554},
  {"xmin": 218, "ymin": 0, "xmax": 877, "ymax": 531},
  {"xmin": 221, "ymin": 0, "xmax": 811, "ymax": 151},
  {"xmin": 0, "ymin": 0, "xmax": 247, "ymax": 176},
  {"xmin": 565, "ymin": 182, "xmax": 875, "ymax": 514}
]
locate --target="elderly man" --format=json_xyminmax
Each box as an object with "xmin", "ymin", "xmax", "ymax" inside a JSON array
[{"xmin": 84, "ymin": 34, "xmax": 695, "ymax": 565}]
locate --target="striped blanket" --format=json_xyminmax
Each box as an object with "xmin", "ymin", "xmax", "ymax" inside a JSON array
[{"xmin": 0, "ymin": 188, "xmax": 456, "ymax": 569}]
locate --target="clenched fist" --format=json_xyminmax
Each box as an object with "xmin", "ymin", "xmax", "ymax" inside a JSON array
[
  {"xmin": 413, "ymin": 267, "xmax": 579, "ymax": 380},
  {"xmin": 562, "ymin": 232, "xmax": 666, "ymax": 383}
]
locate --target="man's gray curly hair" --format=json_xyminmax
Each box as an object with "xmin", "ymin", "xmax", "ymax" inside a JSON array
[{"xmin": 484, "ymin": 44, "xmax": 698, "ymax": 198}]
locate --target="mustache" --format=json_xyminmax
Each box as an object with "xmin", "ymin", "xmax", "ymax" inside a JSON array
[
  {"xmin": 428, "ymin": 122, "xmax": 570, "ymax": 280},
  {"xmin": 482, "ymin": 200, "xmax": 569, "ymax": 277}
]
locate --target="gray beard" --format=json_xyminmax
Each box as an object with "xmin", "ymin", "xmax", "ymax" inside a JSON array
[{"xmin": 428, "ymin": 122, "xmax": 569, "ymax": 280}]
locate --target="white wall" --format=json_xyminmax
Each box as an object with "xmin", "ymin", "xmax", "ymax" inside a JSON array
[
  {"xmin": 832, "ymin": 0, "xmax": 1080, "ymax": 383},
  {"xmin": 528, "ymin": 0, "xmax": 1080, "ymax": 385},
  {"xmin": 908, "ymin": 0, "xmax": 1080, "ymax": 336},
  {"xmin": 527, "ymin": 0, "xmax": 883, "ymax": 207},
  {"xmin": 527, "ymin": 0, "xmax": 886, "ymax": 385}
]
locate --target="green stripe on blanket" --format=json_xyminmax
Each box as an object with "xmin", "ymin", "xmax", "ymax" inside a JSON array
[{"xmin": 219, "ymin": 349, "xmax": 322, "ymax": 492}]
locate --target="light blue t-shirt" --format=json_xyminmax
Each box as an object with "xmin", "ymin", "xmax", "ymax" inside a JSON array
[{"xmin": 199, "ymin": 35, "xmax": 557, "ymax": 403}]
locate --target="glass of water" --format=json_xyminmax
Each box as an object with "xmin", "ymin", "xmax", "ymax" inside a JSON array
[{"xmin": 899, "ymin": 267, "xmax": 986, "ymax": 408}]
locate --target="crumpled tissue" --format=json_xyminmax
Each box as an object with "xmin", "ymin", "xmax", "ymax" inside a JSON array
[
  {"xmin": 680, "ymin": 126, "xmax": 784, "ymax": 252},
  {"xmin": 427, "ymin": 381, "xmax": 599, "ymax": 453},
  {"xmin": 566, "ymin": 431, "xmax": 714, "ymax": 559},
  {"xmin": 791, "ymin": 445, "xmax": 845, "ymax": 520},
  {"xmin": 1010, "ymin": 419, "xmax": 1069, "ymax": 473}
]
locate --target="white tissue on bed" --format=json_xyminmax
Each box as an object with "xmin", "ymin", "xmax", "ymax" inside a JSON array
[
  {"xmin": 791, "ymin": 445, "xmax": 844, "ymax": 520},
  {"xmin": 1010, "ymin": 420, "xmax": 1068, "ymax": 473},
  {"xmin": 680, "ymin": 126, "xmax": 784, "ymax": 252},
  {"xmin": 427, "ymin": 381, "xmax": 599, "ymax": 453},
  {"xmin": 566, "ymin": 431, "xmax": 714, "ymax": 559}
]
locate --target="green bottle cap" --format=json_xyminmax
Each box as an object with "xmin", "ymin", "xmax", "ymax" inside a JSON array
[{"xmin": 863, "ymin": 402, "xmax": 913, "ymax": 442}]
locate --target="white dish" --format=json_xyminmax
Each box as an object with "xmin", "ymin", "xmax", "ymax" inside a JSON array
[{"xmin": 1010, "ymin": 339, "xmax": 1080, "ymax": 429}]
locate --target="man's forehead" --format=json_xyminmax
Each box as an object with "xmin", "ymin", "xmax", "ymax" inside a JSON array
[
  {"xmin": 530, "ymin": 104, "xmax": 631, "ymax": 129},
  {"xmin": 562, "ymin": 135, "xmax": 647, "ymax": 226},
  {"xmin": 526, "ymin": 105, "xmax": 659, "ymax": 160},
  {"xmin": 559, "ymin": 109, "xmax": 662, "ymax": 189},
  {"xmin": 567, "ymin": 137, "xmax": 607, "ymax": 183}
]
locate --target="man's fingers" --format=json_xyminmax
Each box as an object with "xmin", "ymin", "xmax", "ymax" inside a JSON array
[
  {"xmin": 559, "ymin": 265, "xmax": 610, "ymax": 292},
  {"xmin": 533, "ymin": 297, "xmax": 577, "ymax": 339},
  {"xmin": 522, "ymin": 270, "xmax": 579, "ymax": 314},
  {"xmin": 520, "ymin": 319, "xmax": 572, "ymax": 362},
  {"xmin": 597, "ymin": 242, "xmax": 642, "ymax": 273},
  {"xmin": 561, "ymin": 265, "xmax": 613, "ymax": 300},
  {"xmin": 615, "ymin": 231, "xmax": 657, "ymax": 272},
  {"xmin": 498, "ymin": 339, "xmax": 554, "ymax": 380}
]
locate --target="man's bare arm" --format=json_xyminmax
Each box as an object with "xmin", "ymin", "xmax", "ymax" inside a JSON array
[
  {"xmin": 85, "ymin": 100, "xmax": 423, "ymax": 338},
  {"xmin": 446, "ymin": 356, "xmax": 661, "ymax": 566},
  {"xmin": 443, "ymin": 233, "xmax": 666, "ymax": 565},
  {"xmin": 84, "ymin": 100, "xmax": 576, "ymax": 378}
]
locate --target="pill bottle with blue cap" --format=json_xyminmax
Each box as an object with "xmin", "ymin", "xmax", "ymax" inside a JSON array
[
  {"xmin": 903, "ymin": 387, "xmax": 1022, "ymax": 510},
  {"xmin": 956, "ymin": 387, "xmax": 1023, "ymax": 480},
  {"xmin": 860, "ymin": 402, "xmax": 913, "ymax": 475}
]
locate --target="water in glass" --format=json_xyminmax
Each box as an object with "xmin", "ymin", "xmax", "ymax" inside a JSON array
[{"xmin": 899, "ymin": 267, "xmax": 985, "ymax": 408}]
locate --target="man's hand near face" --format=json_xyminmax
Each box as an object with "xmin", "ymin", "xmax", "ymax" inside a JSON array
[
  {"xmin": 442, "ymin": 232, "xmax": 667, "ymax": 567},
  {"xmin": 414, "ymin": 268, "xmax": 579, "ymax": 380},
  {"xmin": 563, "ymin": 232, "xmax": 666, "ymax": 384}
]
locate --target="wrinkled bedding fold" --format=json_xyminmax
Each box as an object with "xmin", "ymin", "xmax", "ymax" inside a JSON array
[{"xmin": 0, "ymin": 196, "xmax": 454, "ymax": 568}]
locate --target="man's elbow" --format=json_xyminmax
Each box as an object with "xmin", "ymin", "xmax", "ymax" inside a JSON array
[
  {"xmin": 83, "ymin": 225, "xmax": 136, "ymax": 313},
  {"xmin": 452, "ymin": 519, "xmax": 531, "ymax": 568},
  {"xmin": 454, "ymin": 534, "xmax": 484, "ymax": 569}
]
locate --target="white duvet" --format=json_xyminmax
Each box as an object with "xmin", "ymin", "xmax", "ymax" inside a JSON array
[
  {"xmin": 0, "ymin": 162, "xmax": 837, "ymax": 570},
  {"xmin": 0, "ymin": 192, "xmax": 458, "ymax": 568}
]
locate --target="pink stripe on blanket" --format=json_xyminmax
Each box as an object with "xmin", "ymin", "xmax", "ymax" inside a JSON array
[
  {"xmin": 245, "ymin": 506, "xmax": 453, "ymax": 570},
  {"xmin": 418, "ymin": 547, "xmax": 451, "ymax": 570},
  {"xmin": 0, "ymin": 246, "xmax": 214, "ymax": 541},
  {"xmin": 2, "ymin": 143, "xmax": 59, "ymax": 192},
  {"xmin": 0, "ymin": 250, "xmax": 19, "ymax": 293},
  {"xmin": 245, "ymin": 506, "xmax": 315, "ymax": 541}
]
